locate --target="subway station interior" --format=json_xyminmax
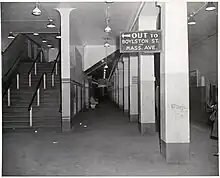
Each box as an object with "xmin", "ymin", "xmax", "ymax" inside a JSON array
[{"xmin": 1, "ymin": 1, "xmax": 219, "ymax": 176}]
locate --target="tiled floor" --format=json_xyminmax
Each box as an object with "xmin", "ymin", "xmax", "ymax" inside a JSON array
[{"xmin": 2, "ymin": 101, "xmax": 219, "ymax": 176}]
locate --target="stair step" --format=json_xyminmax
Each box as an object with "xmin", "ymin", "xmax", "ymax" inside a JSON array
[{"xmin": 3, "ymin": 122, "xmax": 30, "ymax": 128}]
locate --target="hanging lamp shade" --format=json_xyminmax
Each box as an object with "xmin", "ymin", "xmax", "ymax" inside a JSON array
[
  {"xmin": 104, "ymin": 64, "xmax": 108, "ymax": 69},
  {"xmin": 33, "ymin": 32, "xmax": 39, "ymax": 36},
  {"xmin": 104, "ymin": 26, "xmax": 111, "ymax": 33},
  {"xmin": 56, "ymin": 34, "xmax": 61, "ymax": 39},
  {"xmin": 205, "ymin": 2, "xmax": 216, "ymax": 11},
  {"xmin": 188, "ymin": 15, "xmax": 196, "ymax": 25},
  {"xmin": 47, "ymin": 19, "xmax": 56, "ymax": 28},
  {"xmin": 104, "ymin": 41, "xmax": 110, "ymax": 47},
  {"xmin": 32, "ymin": 3, "xmax": 41, "ymax": 16},
  {"xmin": 8, "ymin": 32, "xmax": 15, "ymax": 39}
]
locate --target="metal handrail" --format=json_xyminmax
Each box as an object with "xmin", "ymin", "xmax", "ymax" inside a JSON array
[
  {"xmin": 28, "ymin": 72, "xmax": 46, "ymax": 111},
  {"xmin": 2, "ymin": 34, "xmax": 21, "ymax": 54},
  {"xmin": 51, "ymin": 52, "xmax": 60, "ymax": 74},
  {"xmin": 28, "ymin": 72, "xmax": 46, "ymax": 127},
  {"xmin": 50, "ymin": 52, "xmax": 61, "ymax": 112},
  {"xmin": 3, "ymin": 72, "xmax": 20, "ymax": 97},
  {"xmin": 28, "ymin": 50, "xmax": 42, "ymax": 75},
  {"xmin": 4, "ymin": 50, "xmax": 23, "ymax": 77},
  {"xmin": 2, "ymin": 50, "xmax": 24, "ymax": 97}
]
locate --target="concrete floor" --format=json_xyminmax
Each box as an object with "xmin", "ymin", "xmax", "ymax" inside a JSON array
[{"xmin": 2, "ymin": 101, "xmax": 219, "ymax": 176}]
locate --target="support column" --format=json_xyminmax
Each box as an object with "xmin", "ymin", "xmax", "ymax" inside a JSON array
[
  {"xmin": 55, "ymin": 8, "xmax": 75, "ymax": 132},
  {"xmin": 123, "ymin": 55, "xmax": 129, "ymax": 114},
  {"xmin": 138, "ymin": 12, "xmax": 158, "ymax": 134},
  {"xmin": 113, "ymin": 73, "xmax": 116, "ymax": 103},
  {"xmin": 78, "ymin": 85, "xmax": 81, "ymax": 112},
  {"xmin": 115, "ymin": 69, "xmax": 119, "ymax": 106},
  {"xmin": 159, "ymin": 1, "xmax": 190, "ymax": 163},
  {"xmin": 129, "ymin": 54, "xmax": 139, "ymax": 122},
  {"xmin": 118, "ymin": 61, "xmax": 123, "ymax": 109}
]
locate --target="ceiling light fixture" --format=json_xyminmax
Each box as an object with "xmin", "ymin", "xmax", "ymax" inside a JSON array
[
  {"xmin": 104, "ymin": 64, "xmax": 108, "ymax": 69},
  {"xmin": 104, "ymin": 41, "xmax": 110, "ymax": 47},
  {"xmin": 104, "ymin": 26, "xmax": 111, "ymax": 33},
  {"xmin": 47, "ymin": 19, "xmax": 56, "ymax": 28},
  {"xmin": 32, "ymin": 3, "xmax": 41, "ymax": 16},
  {"xmin": 205, "ymin": 2, "xmax": 216, "ymax": 11},
  {"xmin": 105, "ymin": 0, "xmax": 114, "ymax": 3},
  {"xmin": 8, "ymin": 32, "xmax": 15, "ymax": 39},
  {"xmin": 47, "ymin": 44, "xmax": 52, "ymax": 47},
  {"xmin": 33, "ymin": 32, "xmax": 39, "ymax": 36},
  {"xmin": 42, "ymin": 39, "xmax": 47, "ymax": 43},
  {"xmin": 188, "ymin": 15, "xmax": 196, "ymax": 25},
  {"xmin": 56, "ymin": 34, "xmax": 61, "ymax": 39}
]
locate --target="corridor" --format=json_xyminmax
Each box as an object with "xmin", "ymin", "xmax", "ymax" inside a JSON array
[{"xmin": 2, "ymin": 101, "xmax": 218, "ymax": 176}]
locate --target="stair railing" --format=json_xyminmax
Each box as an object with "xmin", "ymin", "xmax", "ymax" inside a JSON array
[
  {"xmin": 50, "ymin": 52, "xmax": 61, "ymax": 113},
  {"xmin": 2, "ymin": 33, "xmax": 43, "ymax": 103},
  {"xmin": 3, "ymin": 50, "xmax": 25, "ymax": 106},
  {"xmin": 51, "ymin": 52, "xmax": 61, "ymax": 87},
  {"xmin": 27, "ymin": 50, "xmax": 43, "ymax": 87},
  {"xmin": 28, "ymin": 72, "xmax": 46, "ymax": 127}
]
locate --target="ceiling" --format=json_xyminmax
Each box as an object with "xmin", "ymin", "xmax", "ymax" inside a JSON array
[
  {"xmin": 1, "ymin": 2, "xmax": 218, "ymax": 80},
  {"xmin": 187, "ymin": 2, "xmax": 218, "ymax": 47},
  {"xmin": 1, "ymin": 2, "xmax": 141, "ymax": 48}
]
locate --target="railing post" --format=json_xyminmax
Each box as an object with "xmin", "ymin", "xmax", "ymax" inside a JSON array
[
  {"xmin": 7, "ymin": 88, "xmax": 10, "ymax": 107},
  {"xmin": 55, "ymin": 63, "xmax": 58, "ymax": 75},
  {"xmin": 16, "ymin": 73, "xmax": 19, "ymax": 90},
  {"xmin": 29, "ymin": 106, "xmax": 32, "ymax": 127},
  {"xmin": 52, "ymin": 73, "xmax": 55, "ymax": 87},
  {"xmin": 29, "ymin": 73, "xmax": 32, "ymax": 87},
  {"xmin": 34, "ymin": 63, "xmax": 37, "ymax": 75},
  {"xmin": 43, "ymin": 73, "xmax": 46, "ymax": 89},
  {"xmin": 37, "ymin": 88, "xmax": 40, "ymax": 106}
]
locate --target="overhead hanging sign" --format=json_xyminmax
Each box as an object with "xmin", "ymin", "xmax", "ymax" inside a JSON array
[
  {"xmin": 120, "ymin": 30, "xmax": 162, "ymax": 53},
  {"xmin": 98, "ymin": 79, "xmax": 108, "ymax": 88}
]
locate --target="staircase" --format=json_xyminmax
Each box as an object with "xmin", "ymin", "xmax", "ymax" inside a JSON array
[{"xmin": 2, "ymin": 58, "xmax": 61, "ymax": 132}]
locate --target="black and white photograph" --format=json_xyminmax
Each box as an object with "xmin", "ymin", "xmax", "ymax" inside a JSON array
[{"xmin": 1, "ymin": 0, "xmax": 219, "ymax": 176}]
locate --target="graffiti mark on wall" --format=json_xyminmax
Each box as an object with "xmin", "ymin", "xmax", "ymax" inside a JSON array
[{"xmin": 171, "ymin": 104, "xmax": 188, "ymax": 117}]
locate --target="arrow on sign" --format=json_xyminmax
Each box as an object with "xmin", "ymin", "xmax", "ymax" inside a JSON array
[{"xmin": 122, "ymin": 33, "xmax": 131, "ymax": 38}]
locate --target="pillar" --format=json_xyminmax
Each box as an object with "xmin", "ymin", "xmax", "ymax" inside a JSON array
[
  {"xmin": 123, "ymin": 55, "xmax": 129, "ymax": 114},
  {"xmin": 118, "ymin": 61, "xmax": 124, "ymax": 109},
  {"xmin": 78, "ymin": 85, "xmax": 81, "ymax": 112},
  {"xmin": 129, "ymin": 54, "xmax": 139, "ymax": 122},
  {"xmin": 115, "ymin": 69, "xmax": 119, "ymax": 106},
  {"xmin": 55, "ymin": 7, "xmax": 75, "ymax": 132},
  {"xmin": 137, "ymin": 10, "xmax": 158, "ymax": 134},
  {"xmin": 159, "ymin": 1, "xmax": 190, "ymax": 163},
  {"xmin": 85, "ymin": 79, "xmax": 89, "ymax": 109}
]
